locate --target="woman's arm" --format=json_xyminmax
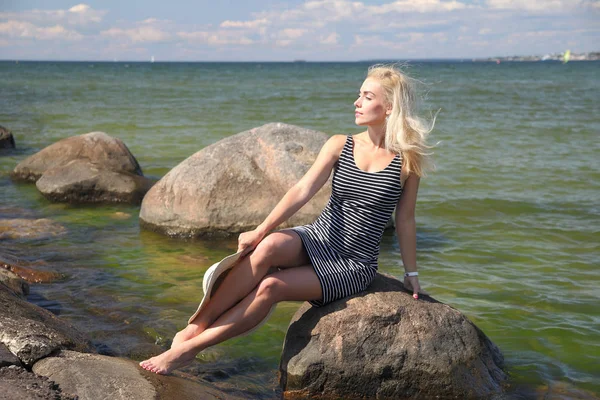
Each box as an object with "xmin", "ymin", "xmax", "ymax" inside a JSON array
[
  {"xmin": 237, "ymin": 135, "xmax": 346, "ymax": 254},
  {"xmin": 395, "ymin": 173, "xmax": 421, "ymax": 298}
]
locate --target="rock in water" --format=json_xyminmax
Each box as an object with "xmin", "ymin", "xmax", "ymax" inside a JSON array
[
  {"xmin": 140, "ymin": 122, "xmax": 331, "ymax": 237},
  {"xmin": 11, "ymin": 131, "xmax": 153, "ymax": 204},
  {"xmin": 0, "ymin": 284, "xmax": 93, "ymax": 366},
  {"xmin": 280, "ymin": 274, "xmax": 507, "ymax": 400},
  {"xmin": 0, "ymin": 125, "xmax": 15, "ymax": 150},
  {"xmin": 36, "ymin": 159, "xmax": 153, "ymax": 204},
  {"xmin": 12, "ymin": 131, "xmax": 142, "ymax": 182}
]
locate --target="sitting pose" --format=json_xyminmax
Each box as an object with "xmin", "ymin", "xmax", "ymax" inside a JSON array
[{"xmin": 140, "ymin": 64, "xmax": 433, "ymax": 374}]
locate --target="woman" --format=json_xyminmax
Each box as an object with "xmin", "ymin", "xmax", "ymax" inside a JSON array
[{"xmin": 140, "ymin": 64, "xmax": 433, "ymax": 374}]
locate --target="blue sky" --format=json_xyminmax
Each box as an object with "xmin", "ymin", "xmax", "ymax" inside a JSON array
[{"xmin": 1, "ymin": 0, "xmax": 598, "ymax": 61}]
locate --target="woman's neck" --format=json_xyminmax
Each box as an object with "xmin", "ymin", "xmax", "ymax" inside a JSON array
[{"xmin": 365, "ymin": 124, "xmax": 386, "ymax": 149}]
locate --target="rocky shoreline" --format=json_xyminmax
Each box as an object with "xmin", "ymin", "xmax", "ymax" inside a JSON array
[{"xmin": 1, "ymin": 123, "xmax": 509, "ymax": 399}]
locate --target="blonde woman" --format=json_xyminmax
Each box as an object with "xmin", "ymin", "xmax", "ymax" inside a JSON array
[{"xmin": 141, "ymin": 64, "xmax": 434, "ymax": 374}]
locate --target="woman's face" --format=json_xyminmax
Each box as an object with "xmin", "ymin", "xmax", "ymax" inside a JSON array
[{"xmin": 354, "ymin": 78, "xmax": 389, "ymax": 127}]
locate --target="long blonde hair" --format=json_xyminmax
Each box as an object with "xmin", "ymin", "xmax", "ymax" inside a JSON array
[{"xmin": 367, "ymin": 64, "xmax": 435, "ymax": 177}]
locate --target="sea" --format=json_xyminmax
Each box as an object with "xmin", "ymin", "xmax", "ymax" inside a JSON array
[{"xmin": 0, "ymin": 60, "xmax": 598, "ymax": 399}]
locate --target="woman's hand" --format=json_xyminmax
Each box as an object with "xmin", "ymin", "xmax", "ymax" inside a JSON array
[
  {"xmin": 237, "ymin": 229, "xmax": 266, "ymax": 257},
  {"xmin": 403, "ymin": 275, "xmax": 425, "ymax": 300}
]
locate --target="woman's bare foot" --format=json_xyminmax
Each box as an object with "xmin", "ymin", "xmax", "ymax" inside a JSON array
[
  {"xmin": 170, "ymin": 324, "xmax": 203, "ymax": 349},
  {"xmin": 139, "ymin": 345, "xmax": 197, "ymax": 375}
]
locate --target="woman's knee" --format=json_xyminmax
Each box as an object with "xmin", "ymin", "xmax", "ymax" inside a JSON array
[
  {"xmin": 251, "ymin": 232, "xmax": 289, "ymax": 265},
  {"xmin": 255, "ymin": 276, "xmax": 283, "ymax": 303},
  {"xmin": 251, "ymin": 230, "xmax": 308, "ymax": 268}
]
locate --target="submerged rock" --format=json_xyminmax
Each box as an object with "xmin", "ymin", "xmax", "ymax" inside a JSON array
[
  {"xmin": 11, "ymin": 131, "xmax": 152, "ymax": 204},
  {"xmin": 0, "ymin": 218, "xmax": 67, "ymax": 240},
  {"xmin": 140, "ymin": 122, "xmax": 331, "ymax": 237},
  {"xmin": 0, "ymin": 284, "xmax": 93, "ymax": 366},
  {"xmin": 0, "ymin": 125, "xmax": 15, "ymax": 150},
  {"xmin": 280, "ymin": 273, "xmax": 507, "ymax": 400}
]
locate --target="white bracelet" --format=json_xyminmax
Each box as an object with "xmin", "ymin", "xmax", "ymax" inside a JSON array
[{"xmin": 404, "ymin": 271, "xmax": 419, "ymax": 277}]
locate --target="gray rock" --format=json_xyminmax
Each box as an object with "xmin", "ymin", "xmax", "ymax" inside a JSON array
[
  {"xmin": 280, "ymin": 273, "xmax": 507, "ymax": 400},
  {"xmin": 0, "ymin": 126, "xmax": 15, "ymax": 150},
  {"xmin": 0, "ymin": 284, "xmax": 93, "ymax": 366},
  {"xmin": 33, "ymin": 350, "xmax": 249, "ymax": 400},
  {"xmin": 11, "ymin": 131, "xmax": 142, "ymax": 183},
  {"xmin": 140, "ymin": 122, "xmax": 332, "ymax": 237},
  {"xmin": 0, "ymin": 268, "xmax": 29, "ymax": 298},
  {"xmin": 33, "ymin": 351, "xmax": 156, "ymax": 400},
  {"xmin": 36, "ymin": 159, "xmax": 154, "ymax": 204},
  {"xmin": 0, "ymin": 343, "xmax": 22, "ymax": 368},
  {"xmin": 0, "ymin": 218, "xmax": 67, "ymax": 240},
  {"xmin": 0, "ymin": 365, "xmax": 75, "ymax": 400}
]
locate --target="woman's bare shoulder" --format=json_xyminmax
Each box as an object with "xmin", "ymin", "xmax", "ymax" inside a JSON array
[{"xmin": 322, "ymin": 134, "xmax": 348, "ymax": 155}]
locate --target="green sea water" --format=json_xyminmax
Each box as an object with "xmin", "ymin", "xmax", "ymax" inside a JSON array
[{"xmin": 0, "ymin": 60, "xmax": 599, "ymax": 399}]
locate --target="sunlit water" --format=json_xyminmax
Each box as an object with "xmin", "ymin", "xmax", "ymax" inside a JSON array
[{"xmin": 1, "ymin": 61, "xmax": 599, "ymax": 398}]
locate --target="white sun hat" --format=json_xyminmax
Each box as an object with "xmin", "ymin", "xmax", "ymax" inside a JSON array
[{"xmin": 187, "ymin": 251, "xmax": 276, "ymax": 337}]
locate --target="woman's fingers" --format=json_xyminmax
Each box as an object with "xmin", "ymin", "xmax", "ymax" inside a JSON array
[{"xmin": 404, "ymin": 276, "xmax": 421, "ymax": 300}]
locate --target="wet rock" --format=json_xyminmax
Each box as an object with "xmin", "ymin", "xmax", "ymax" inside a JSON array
[
  {"xmin": 0, "ymin": 343, "xmax": 22, "ymax": 368},
  {"xmin": 0, "ymin": 125, "xmax": 15, "ymax": 150},
  {"xmin": 33, "ymin": 350, "xmax": 248, "ymax": 400},
  {"xmin": 0, "ymin": 268, "xmax": 29, "ymax": 298},
  {"xmin": 140, "ymin": 122, "xmax": 331, "ymax": 237},
  {"xmin": 0, "ymin": 218, "xmax": 66, "ymax": 240},
  {"xmin": 0, "ymin": 284, "xmax": 93, "ymax": 366},
  {"xmin": 280, "ymin": 273, "xmax": 507, "ymax": 400},
  {"xmin": 36, "ymin": 159, "xmax": 154, "ymax": 204},
  {"xmin": 1, "ymin": 262, "xmax": 64, "ymax": 284},
  {"xmin": 12, "ymin": 131, "xmax": 142, "ymax": 183},
  {"xmin": 0, "ymin": 365, "xmax": 75, "ymax": 400}
]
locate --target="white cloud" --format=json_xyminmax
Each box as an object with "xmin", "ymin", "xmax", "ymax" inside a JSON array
[
  {"xmin": 320, "ymin": 32, "xmax": 339, "ymax": 44},
  {"xmin": 279, "ymin": 28, "xmax": 307, "ymax": 39},
  {"xmin": 0, "ymin": 3, "xmax": 106, "ymax": 26},
  {"xmin": 370, "ymin": 0, "xmax": 468, "ymax": 14},
  {"xmin": 479, "ymin": 28, "xmax": 492, "ymax": 34},
  {"xmin": 178, "ymin": 30, "xmax": 254, "ymax": 45},
  {"xmin": 485, "ymin": 0, "xmax": 596, "ymax": 11},
  {"xmin": 220, "ymin": 18, "xmax": 268, "ymax": 29},
  {"xmin": 0, "ymin": 20, "xmax": 83, "ymax": 40},
  {"xmin": 101, "ymin": 26, "xmax": 171, "ymax": 43}
]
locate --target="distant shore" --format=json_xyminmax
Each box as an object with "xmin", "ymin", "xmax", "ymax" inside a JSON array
[{"xmin": 474, "ymin": 51, "xmax": 600, "ymax": 62}]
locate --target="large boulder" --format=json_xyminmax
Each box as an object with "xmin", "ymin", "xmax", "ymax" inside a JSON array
[
  {"xmin": 140, "ymin": 123, "xmax": 332, "ymax": 237},
  {"xmin": 33, "ymin": 350, "xmax": 248, "ymax": 400},
  {"xmin": 0, "ymin": 125, "xmax": 15, "ymax": 150},
  {"xmin": 36, "ymin": 159, "xmax": 154, "ymax": 204},
  {"xmin": 11, "ymin": 131, "xmax": 152, "ymax": 204},
  {"xmin": 12, "ymin": 131, "xmax": 142, "ymax": 182},
  {"xmin": 280, "ymin": 274, "xmax": 507, "ymax": 400},
  {"xmin": 0, "ymin": 284, "xmax": 93, "ymax": 366}
]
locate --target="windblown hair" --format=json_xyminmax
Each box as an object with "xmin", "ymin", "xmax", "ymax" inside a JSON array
[{"xmin": 367, "ymin": 64, "xmax": 436, "ymax": 177}]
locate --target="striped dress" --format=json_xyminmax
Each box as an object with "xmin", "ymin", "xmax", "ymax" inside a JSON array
[{"xmin": 291, "ymin": 135, "xmax": 403, "ymax": 306}]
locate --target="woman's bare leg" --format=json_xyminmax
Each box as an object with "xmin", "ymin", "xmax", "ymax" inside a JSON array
[
  {"xmin": 141, "ymin": 266, "xmax": 322, "ymax": 374},
  {"xmin": 171, "ymin": 230, "xmax": 309, "ymax": 348}
]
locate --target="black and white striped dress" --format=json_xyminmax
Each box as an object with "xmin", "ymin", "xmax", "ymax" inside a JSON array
[{"xmin": 291, "ymin": 135, "xmax": 403, "ymax": 306}]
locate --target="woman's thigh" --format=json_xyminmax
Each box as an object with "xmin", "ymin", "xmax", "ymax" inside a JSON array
[
  {"xmin": 259, "ymin": 266, "xmax": 322, "ymax": 303},
  {"xmin": 253, "ymin": 229, "xmax": 310, "ymax": 269}
]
